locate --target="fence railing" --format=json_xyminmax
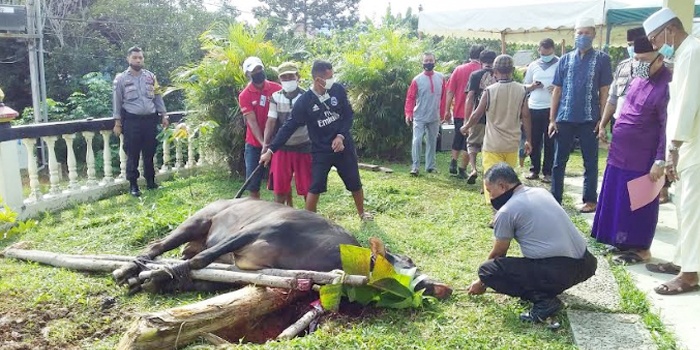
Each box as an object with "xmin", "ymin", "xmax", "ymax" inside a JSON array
[{"xmin": 0, "ymin": 111, "xmax": 208, "ymax": 219}]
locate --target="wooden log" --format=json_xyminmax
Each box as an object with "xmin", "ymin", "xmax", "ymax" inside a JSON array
[
  {"xmin": 2, "ymin": 248, "xmax": 368, "ymax": 287},
  {"xmin": 358, "ymin": 162, "xmax": 393, "ymax": 173},
  {"xmin": 276, "ymin": 307, "xmax": 326, "ymax": 340},
  {"xmin": 116, "ymin": 286, "xmax": 304, "ymax": 350}
]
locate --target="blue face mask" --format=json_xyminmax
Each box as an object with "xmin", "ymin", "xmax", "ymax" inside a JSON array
[
  {"xmin": 627, "ymin": 46, "xmax": 635, "ymax": 59},
  {"xmin": 658, "ymin": 29, "xmax": 675, "ymax": 59},
  {"xmin": 575, "ymin": 34, "xmax": 593, "ymax": 50},
  {"xmin": 541, "ymin": 54, "xmax": 554, "ymax": 63}
]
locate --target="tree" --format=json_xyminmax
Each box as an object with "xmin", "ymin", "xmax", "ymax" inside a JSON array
[{"xmin": 253, "ymin": 0, "xmax": 360, "ymax": 33}]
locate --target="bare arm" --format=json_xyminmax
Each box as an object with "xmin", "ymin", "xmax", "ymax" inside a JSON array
[
  {"xmin": 244, "ymin": 112, "xmax": 265, "ymax": 145},
  {"xmin": 464, "ymin": 90, "xmax": 487, "ymax": 130},
  {"xmin": 487, "ymin": 239, "xmax": 511, "ymax": 260},
  {"xmin": 263, "ymin": 117, "xmax": 277, "ymax": 151},
  {"xmin": 444, "ymin": 90, "xmax": 455, "ymax": 119},
  {"xmin": 549, "ymin": 86, "xmax": 562, "ymax": 124},
  {"xmin": 597, "ymin": 85, "xmax": 610, "ymax": 130},
  {"xmin": 521, "ymin": 101, "xmax": 532, "ymax": 145}
]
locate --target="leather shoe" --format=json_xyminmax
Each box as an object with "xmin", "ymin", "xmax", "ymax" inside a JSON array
[{"xmin": 130, "ymin": 184, "xmax": 141, "ymax": 197}]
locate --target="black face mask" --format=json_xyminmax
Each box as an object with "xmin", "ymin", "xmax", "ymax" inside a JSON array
[
  {"xmin": 423, "ymin": 63, "xmax": 435, "ymax": 71},
  {"xmin": 251, "ymin": 70, "xmax": 266, "ymax": 84},
  {"xmin": 490, "ymin": 183, "xmax": 521, "ymax": 211}
]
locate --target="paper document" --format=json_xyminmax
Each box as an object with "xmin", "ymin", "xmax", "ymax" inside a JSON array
[{"xmin": 627, "ymin": 174, "xmax": 665, "ymax": 211}]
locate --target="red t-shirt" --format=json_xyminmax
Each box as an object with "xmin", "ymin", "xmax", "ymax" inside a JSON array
[
  {"xmin": 238, "ymin": 80, "xmax": 282, "ymax": 147},
  {"xmin": 446, "ymin": 61, "xmax": 481, "ymax": 119}
]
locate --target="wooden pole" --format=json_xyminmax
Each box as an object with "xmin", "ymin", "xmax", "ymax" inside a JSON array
[
  {"xmin": 277, "ymin": 307, "xmax": 325, "ymax": 340},
  {"xmin": 500, "ymin": 32, "xmax": 507, "ymax": 54}
]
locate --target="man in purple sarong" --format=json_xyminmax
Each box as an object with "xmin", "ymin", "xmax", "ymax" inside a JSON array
[{"xmin": 591, "ymin": 35, "xmax": 671, "ymax": 264}]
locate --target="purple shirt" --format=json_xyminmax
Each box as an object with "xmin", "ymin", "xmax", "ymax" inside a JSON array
[{"xmin": 608, "ymin": 66, "xmax": 671, "ymax": 172}]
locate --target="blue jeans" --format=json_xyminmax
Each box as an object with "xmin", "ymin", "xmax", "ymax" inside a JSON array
[
  {"xmin": 551, "ymin": 121, "xmax": 599, "ymax": 204},
  {"xmin": 411, "ymin": 120, "xmax": 440, "ymax": 171},
  {"xmin": 244, "ymin": 143, "xmax": 263, "ymax": 193}
]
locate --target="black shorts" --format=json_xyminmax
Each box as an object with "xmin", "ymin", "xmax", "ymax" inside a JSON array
[
  {"xmin": 452, "ymin": 118, "xmax": 467, "ymax": 151},
  {"xmin": 310, "ymin": 148, "xmax": 362, "ymax": 194}
]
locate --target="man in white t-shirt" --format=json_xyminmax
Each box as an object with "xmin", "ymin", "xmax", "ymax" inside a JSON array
[{"xmin": 523, "ymin": 38, "xmax": 559, "ymax": 183}]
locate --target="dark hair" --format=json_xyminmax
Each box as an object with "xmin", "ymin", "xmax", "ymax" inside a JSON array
[
  {"xmin": 539, "ymin": 38, "xmax": 555, "ymax": 49},
  {"xmin": 469, "ymin": 45, "xmax": 485, "ymax": 60},
  {"xmin": 311, "ymin": 60, "xmax": 333, "ymax": 78},
  {"xmin": 479, "ymin": 50, "xmax": 497, "ymax": 65},
  {"xmin": 484, "ymin": 162, "xmax": 520, "ymax": 185},
  {"xmin": 423, "ymin": 51, "xmax": 435, "ymax": 59},
  {"xmin": 127, "ymin": 46, "xmax": 143, "ymax": 56}
]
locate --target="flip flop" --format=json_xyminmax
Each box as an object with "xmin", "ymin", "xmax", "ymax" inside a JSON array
[
  {"xmin": 467, "ymin": 173, "xmax": 478, "ymax": 185},
  {"xmin": 654, "ymin": 281, "xmax": 700, "ymax": 295},
  {"xmin": 645, "ymin": 262, "xmax": 681, "ymax": 275},
  {"xmin": 612, "ymin": 252, "xmax": 647, "ymax": 265},
  {"xmin": 603, "ymin": 246, "xmax": 623, "ymax": 256},
  {"xmin": 360, "ymin": 212, "xmax": 374, "ymax": 222}
]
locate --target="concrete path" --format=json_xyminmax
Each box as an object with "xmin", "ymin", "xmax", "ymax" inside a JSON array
[{"xmin": 563, "ymin": 176, "xmax": 700, "ymax": 350}]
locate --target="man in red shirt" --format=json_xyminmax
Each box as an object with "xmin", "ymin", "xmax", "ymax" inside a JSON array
[
  {"xmin": 444, "ymin": 45, "xmax": 484, "ymax": 178},
  {"xmin": 238, "ymin": 56, "xmax": 282, "ymax": 199}
]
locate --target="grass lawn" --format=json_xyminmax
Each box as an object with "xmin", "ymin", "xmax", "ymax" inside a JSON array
[{"xmin": 1, "ymin": 148, "xmax": 609, "ymax": 349}]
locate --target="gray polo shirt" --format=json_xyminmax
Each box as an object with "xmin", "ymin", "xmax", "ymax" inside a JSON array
[
  {"xmin": 493, "ymin": 186, "xmax": 587, "ymax": 259},
  {"xmin": 112, "ymin": 68, "xmax": 166, "ymax": 120}
]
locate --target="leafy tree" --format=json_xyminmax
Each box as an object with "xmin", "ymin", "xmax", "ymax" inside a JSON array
[
  {"xmin": 253, "ymin": 0, "xmax": 360, "ymax": 33},
  {"xmin": 174, "ymin": 22, "xmax": 281, "ymax": 176}
]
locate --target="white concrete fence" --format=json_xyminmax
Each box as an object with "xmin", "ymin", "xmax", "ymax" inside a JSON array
[{"xmin": 0, "ymin": 112, "xmax": 206, "ymax": 220}]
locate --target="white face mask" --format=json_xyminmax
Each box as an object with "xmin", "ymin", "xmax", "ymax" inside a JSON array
[
  {"xmin": 281, "ymin": 80, "xmax": 298, "ymax": 93},
  {"xmin": 323, "ymin": 77, "xmax": 335, "ymax": 90}
]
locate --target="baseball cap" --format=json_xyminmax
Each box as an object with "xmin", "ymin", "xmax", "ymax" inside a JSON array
[
  {"xmin": 643, "ymin": 7, "xmax": 677, "ymax": 35},
  {"xmin": 242, "ymin": 56, "xmax": 264, "ymax": 73},
  {"xmin": 277, "ymin": 62, "xmax": 299, "ymax": 76}
]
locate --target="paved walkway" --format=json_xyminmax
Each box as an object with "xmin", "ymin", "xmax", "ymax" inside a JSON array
[{"xmin": 562, "ymin": 176, "xmax": 700, "ymax": 350}]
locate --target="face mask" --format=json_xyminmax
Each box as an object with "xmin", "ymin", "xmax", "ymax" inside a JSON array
[
  {"xmin": 323, "ymin": 77, "xmax": 335, "ymax": 90},
  {"xmin": 281, "ymin": 80, "xmax": 298, "ymax": 93},
  {"xmin": 634, "ymin": 61, "xmax": 651, "ymax": 79},
  {"xmin": 575, "ymin": 34, "xmax": 593, "ymax": 50},
  {"xmin": 627, "ymin": 46, "xmax": 635, "ymax": 59},
  {"xmin": 658, "ymin": 29, "xmax": 675, "ymax": 59},
  {"xmin": 490, "ymin": 183, "xmax": 521, "ymax": 211},
  {"xmin": 540, "ymin": 54, "xmax": 554, "ymax": 63},
  {"xmin": 423, "ymin": 63, "xmax": 435, "ymax": 71},
  {"xmin": 251, "ymin": 70, "xmax": 266, "ymax": 84}
]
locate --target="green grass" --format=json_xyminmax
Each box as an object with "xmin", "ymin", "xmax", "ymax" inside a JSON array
[{"xmin": 0, "ymin": 149, "xmax": 650, "ymax": 349}]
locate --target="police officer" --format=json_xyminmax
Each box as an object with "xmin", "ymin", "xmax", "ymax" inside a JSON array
[{"xmin": 112, "ymin": 46, "xmax": 169, "ymax": 197}]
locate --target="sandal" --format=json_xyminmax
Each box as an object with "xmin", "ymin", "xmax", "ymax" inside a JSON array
[
  {"xmin": 603, "ymin": 246, "xmax": 625, "ymax": 256},
  {"xmin": 467, "ymin": 173, "xmax": 478, "ymax": 185},
  {"xmin": 654, "ymin": 280, "xmax": 700, "ymax": 295},
  {"xmin": 360, "ymin": 212, "xmax": 374, "ymax": 222},
  {"xmin": 645, "ymin": 262, "xmax": 681, "ymax": 275},
  {"xmin": 612, "ymin": 252, "xmax": 647, "ymax": 265}
]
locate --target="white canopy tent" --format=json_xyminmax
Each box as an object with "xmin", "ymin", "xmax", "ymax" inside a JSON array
[{"xmin": 417, "ymin": 0, "xmax": 700, "ymax": 49}]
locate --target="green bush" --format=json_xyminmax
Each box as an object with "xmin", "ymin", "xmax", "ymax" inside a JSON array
[{"xmin": 174, "ymin": 22, "xmax": 280, "ymax": 175}]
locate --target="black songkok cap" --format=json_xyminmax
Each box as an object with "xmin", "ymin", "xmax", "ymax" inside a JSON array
[
  {"xmin": 627, "ymin": 27, "xmax": 646, "ymax": 42},
  {"xmin": 634, "ymin": 36, "xmax": 655, "ymax": 53}
]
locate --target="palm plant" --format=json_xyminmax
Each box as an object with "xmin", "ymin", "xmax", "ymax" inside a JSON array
[{"xmin": 173, "ymin": 22, "xmax": 280, "ymax": 175}]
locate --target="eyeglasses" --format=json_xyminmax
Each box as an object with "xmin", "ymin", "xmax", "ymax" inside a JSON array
[{"xmin": 648, "ymin": 25, "xmax": 666, "ymax": 42}]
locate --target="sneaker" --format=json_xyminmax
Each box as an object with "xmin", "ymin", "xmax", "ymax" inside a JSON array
[
  {"xmin": 457, "ymin": 168, "xmax": 467, "ymax": 179},
  {"xmin": 427, "ymin": 168, "xmax": 436, "ymax": 173},
  {"xmin": 541, "ymin": 175, "xmax": 552, "ymax": 183},
  {"xmin": 129, "ymin": 183, "xmax": 141, "ymax": 197},
  {"xmin": 449, "ymin": 159, "xmax": 458, "ymax": 174},
  {"xmin": 410, "ymin": 169, "xmax": 419, "ymax": 177},
  {"xmin": 525, "ymin": 172, "xmax": 539, "ymax": 180},
  {"xmin": 146, "ymin": 181, "xmax": 160, "ymax": 190},
  {"xmin": 520, "ymin": 297, "xmax": 563, "ymax": 323}
]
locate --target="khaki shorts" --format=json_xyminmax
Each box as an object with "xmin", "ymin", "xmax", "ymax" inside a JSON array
[{"xmin": 467, "ymin": 123, "xmax": 486, "ymax": 153}]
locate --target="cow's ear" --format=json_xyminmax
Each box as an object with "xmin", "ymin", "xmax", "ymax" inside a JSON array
[{"xmin": 369, "ymin": 237, "xmax": 386, "ymax": 258}]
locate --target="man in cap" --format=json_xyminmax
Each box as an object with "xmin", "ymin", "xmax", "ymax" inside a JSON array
[
  {"xmin": 238, "ymin": 56, "xmax": 281, "ymax": 199},
  {"xmin": 549, "ymin": 17, "xmax": 613, "ymax": 213},
  {"xmin": 262, "ymin": 62, "xmax": 312, "ymax": 206},
  {"xmin": 112, "ymin": 46, "xmax": 169, "ymax": 197},
  {"xmin": 260, "ymin": 60, "xmax": 372, "ymax": 221},
  {"xmin": 643, "ymin": 7, "xmax": 700, "ymax": 295},
  {"xmin": 462, "ymin": 54, "xmax": 532, "ymax": 202}
]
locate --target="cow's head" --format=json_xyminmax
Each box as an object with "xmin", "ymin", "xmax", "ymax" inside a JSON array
[{"xmin": 369, "ymin": 237, "xmax": 453, "ymax": 300}]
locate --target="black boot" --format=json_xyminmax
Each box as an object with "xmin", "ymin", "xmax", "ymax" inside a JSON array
[
  {"xmin": 129, "ymin": 181, "xmax": 141, "ymax": 197},
  {"xmin": 146, "ymin": 179, "xmax": 159, "ymax": 190},
  {"xmin": 449, "ymin": 159, "xmax": 458, "ymax": 174}
]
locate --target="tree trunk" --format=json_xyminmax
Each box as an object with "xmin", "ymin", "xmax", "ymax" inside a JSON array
[{"xmin": 116, "ymin": 286, "xmax": 304, "ymax": 350}]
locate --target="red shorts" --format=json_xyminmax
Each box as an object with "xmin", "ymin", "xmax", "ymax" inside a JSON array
[{"xmin": 268, "ymin": 150, "xmax": 312, "ymax": 196}]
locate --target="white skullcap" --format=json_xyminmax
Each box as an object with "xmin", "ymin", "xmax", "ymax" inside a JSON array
[
  {"xmin": 575, "ymin": 17, "xmax": 595, "ymax": 29},
  {"xmin": 643, "ymin": 7, "xmax": 677, "ymax": 35}
]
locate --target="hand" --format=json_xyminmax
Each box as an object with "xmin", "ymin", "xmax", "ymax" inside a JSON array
[
  {"xmin": 259, "ymin": 149, "xmax": 272, "ymax": 166},
  {"xmin": 113, "ymin": 122, "xmax": 122, "ymax": 136},
  {"xmin": 547, "ymin": 122, "xmax": 558, "ymax": 138},
  {"xmin": 331, "ymin": 135, "xmax": 345, "ymax": 153},
  {"xmin": 443, "ymin": 112, "xmax": 452, "ymax": 122},
  {"xmin": 649, "ymin": 163, "xmax": 665, "ymax": 182},
  {"xmin": 547, "ymin": 85, "xmax": 555, "ymax": 93},
  {"xmin": 405, "ymin": 115, "xmax": 413, "ymax": 126},
  {"xmin": 460, "ymin": 124, "xmax": 469, "ymax": 136},
  {"xmin": 261, "ymin": 144, "xmax": 268, "ymax": 155},
  {"xmin": 161, "ymin": 115, "xmax": 169, "ymax": 128},
  {"xmin": 524, "ymin": 141, "xmax": 532, "ymax": 156},
  {"xmin": 666, "ymin": 151, "xmax": 680, "ymax": 181},
  {"xmin": 597, "ymin": 127, "xmax": 607, "ymax": 142},
  {"xmin": 467, "ymin": 279, "xmax": 487, "ymax": 295}
]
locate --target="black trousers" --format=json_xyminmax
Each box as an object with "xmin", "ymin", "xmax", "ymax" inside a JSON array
[
  {"xmin": 479, "ymin": 250, "xmax": 597, "ymax": 303},
  {"xmin": 529, "ymin": 108, "xmax": 554, "ymax": 176},
  {"xmin": 122, "ymin": 111, "xmax": 159, "ymax": 183}
]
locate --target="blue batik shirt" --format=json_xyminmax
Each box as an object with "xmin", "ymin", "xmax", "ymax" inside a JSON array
[{"xmin": 552, "ymin": 49, "xmax": 613, "ymax": 123}]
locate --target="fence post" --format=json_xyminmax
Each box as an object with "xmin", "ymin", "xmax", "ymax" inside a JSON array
[{"xmin": 0, "ymin": 98, "xmax": 23, "ymax": 210}]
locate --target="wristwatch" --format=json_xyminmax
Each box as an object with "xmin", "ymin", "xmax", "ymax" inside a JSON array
[
  {"xmin": 668, "ymin": 144, "xmax": 679, "ymax": 153},
  {"xmin": 654, "ymin": 160, "xmax": 666, "ymax": 167}
]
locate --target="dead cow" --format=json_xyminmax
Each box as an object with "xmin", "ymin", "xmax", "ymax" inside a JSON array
[{"xmin": 115, "ymin": 198, "xmax": 452, "ymax": 299}]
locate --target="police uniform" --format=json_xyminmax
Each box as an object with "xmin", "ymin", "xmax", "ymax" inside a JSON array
[{"xmin": 112, "ymin": 68, "xmax": 166, "ymax": 188}]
